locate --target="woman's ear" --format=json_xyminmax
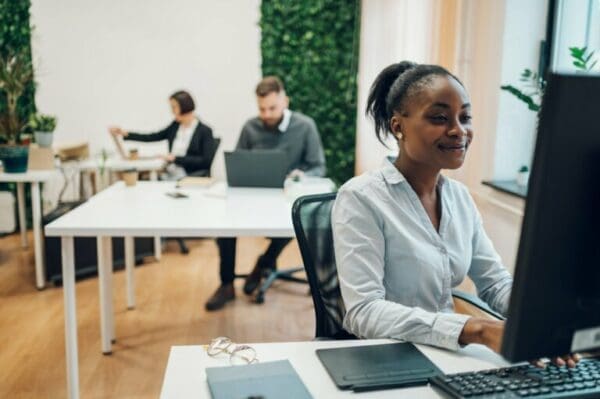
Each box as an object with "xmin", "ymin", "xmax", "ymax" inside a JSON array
[{"xmin": 390, "ymin": 114, "xmax": 403, "ymax": 141}]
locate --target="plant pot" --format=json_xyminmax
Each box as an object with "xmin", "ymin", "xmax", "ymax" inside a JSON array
[
  {"xmin": 516, "ymin": 170, "xmax": 530, "ymax": 187},
  {"xmin": 0, "ymin": 145, "xmax": 29, "ymax": 173},
  {"xmin": 34, "ymin": 131, "xmax": 54, "ymax": 148}
]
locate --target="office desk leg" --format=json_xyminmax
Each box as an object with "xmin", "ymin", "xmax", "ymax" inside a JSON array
[
  {"xmin": 149, "ymin": 171, "xmax": 162, "ymax": 261},
  {"xmin": 17, "ymin": 182, "xmax": 27, "ymax": 248},
  {"xmin": 31, "ymin": 182, "xmax": 45, "ymax": 289},
  {"xmin": 97, "ymin": 236, "xmax": 115, "ymax": 353},
  {"xmin": 62, "ymin": 236, "xmax": 80, "ymax": 399},
  {"xmin": 124, "ymin": 236, "xmax": 136, "ymax": 310}
]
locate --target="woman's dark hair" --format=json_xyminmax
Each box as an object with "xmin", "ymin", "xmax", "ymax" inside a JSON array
[
  {"xmin": 170, "ymin": 90, "xmax": 195, "ymax": 114},
  {"xmin": 366, "ymin": 61, "xmax": 463, "ymax": 144}
]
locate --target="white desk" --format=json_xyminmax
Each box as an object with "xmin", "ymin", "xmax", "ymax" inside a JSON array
[
  {"xmin": 74, "ymin": 157, "xmax": 165, "ymax": 260},
  {"xmin": 44, "ymin": 179, "xmax": 335, "ymax": 399},
  {"xmin": 0, "ymin": 170, "xmax": 58, "ymax": 289},
  {"xmin": 160, "ymin": 339, "xmax": 511, "ymax": 398}
]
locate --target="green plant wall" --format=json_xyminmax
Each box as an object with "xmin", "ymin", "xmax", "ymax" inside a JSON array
[
  {"xmin": 0, "ymin": 0, "xmax": 36, "ymax": 135},
  {"xmin": 260, "ymin": 0, "xmax": 360, "ymax": 185},
  {"xmin": 0, "ymin": 0, "xmax": 36, "ymax": 229}
]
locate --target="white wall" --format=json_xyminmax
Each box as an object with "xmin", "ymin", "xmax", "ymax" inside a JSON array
[{"xmin": 30, "ymin": 0, "xmax": 262, "ymax": 179}]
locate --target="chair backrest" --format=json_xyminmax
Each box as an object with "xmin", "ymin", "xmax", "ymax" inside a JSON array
[
  {"xmin": 190, "ymin": 137, "xmax": 221, "ymax": 177},
  {"xmin": 292, "ymin": 192, "xmax": 355, "ymax": 340},
  {"xmin": 207, "ymin": 137, "xmax": 221, "ymax": 176}
]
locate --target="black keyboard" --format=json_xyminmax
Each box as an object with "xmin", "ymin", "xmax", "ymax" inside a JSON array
[{"xmin": 430, "ymin": 357, "xmax": 600, "ymax": 398}]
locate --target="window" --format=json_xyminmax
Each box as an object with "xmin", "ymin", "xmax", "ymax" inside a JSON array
[{"xmin": 550, "ymin": 0, "xmax": 600, "ymax": 72}]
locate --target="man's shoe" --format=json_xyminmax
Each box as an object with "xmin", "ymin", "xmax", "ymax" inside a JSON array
[
  {"xmin": 205, "ymin": 283, "xmax": 235, "ymax": 311},
  {"xmin": 243, "ymin": 255, "xmax": 276, "ymax": 295},
  {"xmin": 243, "ymin": 265, "xmax": 265, "ymax": 295}
]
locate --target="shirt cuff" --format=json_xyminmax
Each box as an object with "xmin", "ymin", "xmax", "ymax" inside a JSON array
[{"xmin": 431, "ymin": 313, "xmax": 471, "ymax": 351}]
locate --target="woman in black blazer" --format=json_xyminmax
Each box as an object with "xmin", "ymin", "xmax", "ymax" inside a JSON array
[{"xmin": 109, "ymin": 90, "xmax": 215, "ymax": 177}]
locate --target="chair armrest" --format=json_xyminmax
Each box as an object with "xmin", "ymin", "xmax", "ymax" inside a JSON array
[{"xmin": 452, "ymin": 290, "xmax": 505, "ymax": 321}]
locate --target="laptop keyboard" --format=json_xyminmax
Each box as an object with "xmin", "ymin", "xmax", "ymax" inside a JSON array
[{"xmin": 430, "ymin": 357, "xmax": 600, "ymax": 398}]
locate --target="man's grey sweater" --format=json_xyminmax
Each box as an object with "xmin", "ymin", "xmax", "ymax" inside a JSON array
[{"xmin": 236, "ymin": 111, "xmax": 326, "ymax": 176}]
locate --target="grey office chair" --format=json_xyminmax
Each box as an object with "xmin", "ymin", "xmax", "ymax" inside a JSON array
[{"xmin": 291, "ymin": 193, "xmax": 503, "ymax": 340}]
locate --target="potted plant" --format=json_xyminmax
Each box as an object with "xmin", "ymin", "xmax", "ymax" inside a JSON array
[
  {"xmin": 0, "ymin": 50, "xmax": 34, "ymax": 173},
  {"xmin": 500, "ymin": 46, "xmax": 597, "ymax": 184},
  {"xmin": 500, "ymin": 47, "xmax": 597, "ymax": 112},
  {"xmin": 28, "ymin": 113, "xmax": 57, "ymax": 148},
  {"xmin": 516, "ymin": 165, "xmax": 530, "ymax": 187}
]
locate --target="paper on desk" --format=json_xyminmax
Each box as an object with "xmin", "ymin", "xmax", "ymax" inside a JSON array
[
  {"xmin": 175, "ymin": 176, "xmax": 215, "ymax": 188},
  {"xmin": 206, "ymin": 359, "xmax": 313, "ymax": 399}
]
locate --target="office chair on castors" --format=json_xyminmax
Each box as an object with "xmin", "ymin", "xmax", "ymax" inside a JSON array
[{"xmin": 291, "ymin": 193, "xmax": 503, "ymax": 341}]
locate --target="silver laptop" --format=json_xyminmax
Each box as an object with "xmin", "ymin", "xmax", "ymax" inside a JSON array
[{"xmin": 224, "ymin": 150, "xmax": 289, "ymax": 188}]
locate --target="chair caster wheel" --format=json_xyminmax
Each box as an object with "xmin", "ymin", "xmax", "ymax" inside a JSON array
[{"xmin": 255, "ymin": 293, "xmax": 265, "ymax": 304}]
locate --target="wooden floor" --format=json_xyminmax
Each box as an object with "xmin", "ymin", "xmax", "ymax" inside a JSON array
[{"xmin": 0, "ymin": 232, "xmax": 314, "ymax": 398}]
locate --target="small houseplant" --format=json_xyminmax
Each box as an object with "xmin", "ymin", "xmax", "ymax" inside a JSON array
[
  {"xmin": 28, "ymin": 113, "xmax": 57, "ymax": 148},
  {"xmin": 0, "ymin": 50, "xmax": 34, "ymax": 172},
  {"xmin": 501, "ymin": 46, "xmax": 597, "ymax": 112},
  {"xmin": 516, "ymin": 165, "xmax": 530, "ymax": 187},
  {"xmin": 500, "ymin": 46, "xmax": 597, "ymax": 183}
]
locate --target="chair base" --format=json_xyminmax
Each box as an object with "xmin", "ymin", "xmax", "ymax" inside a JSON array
[{"xmin": 254, "ymin": 267, "xmax": 308, "ymax": 304}]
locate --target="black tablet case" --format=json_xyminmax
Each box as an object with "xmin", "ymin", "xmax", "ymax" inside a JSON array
[{"xmin": 316, "ymin": 342, "xmax": 442, "ymax": 392}]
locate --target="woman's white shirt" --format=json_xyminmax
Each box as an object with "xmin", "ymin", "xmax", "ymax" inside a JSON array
[
  {"xmin": 332, "ymin": 159, "xmax": 512, "ymax": 350},
  {"xmin": 171, "ymin": 118, "xmax": 198, "ymax": 157}
]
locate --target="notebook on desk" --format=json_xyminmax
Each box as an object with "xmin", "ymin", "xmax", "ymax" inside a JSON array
[
  {"xmin": 206, "ymin": 359, "xmax": 312, "ymax": 399},
  {"xmin": 316, "ymin": 342, "xmax": 442, "ymax": 392}
]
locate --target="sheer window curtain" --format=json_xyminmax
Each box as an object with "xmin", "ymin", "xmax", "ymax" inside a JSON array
[{"xmin": 355, "ymin": 0, "xmax": 452, "ymax": 174}]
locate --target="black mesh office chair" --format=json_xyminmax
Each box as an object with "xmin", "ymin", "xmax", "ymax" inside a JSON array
[
  {"xmin": 292, "ymin": 192, "xmax": 355, "ymax": 339},
  {"xmin": 291, "ymin": 193, "xmax": 503, "ymax": 340},
  {"xmin": 174, "ymin": 137, "xmax": 221, "ymax": 254}
]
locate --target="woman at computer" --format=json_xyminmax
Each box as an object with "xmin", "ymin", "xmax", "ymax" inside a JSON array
[
  {"xmin": 332, "ymin": 61, "xmax": 578, "ymax": 367},
  {"xmin": 109, "ymin": 90, "xmax": 215, "ymax": 179}
]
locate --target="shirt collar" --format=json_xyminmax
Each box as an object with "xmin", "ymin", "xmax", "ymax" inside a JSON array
[
  {"xmin": 179, "ymin": 117, "xmax": 198, "ymax": 132},
  {"xmin": 381, "ymin": 156, "xmax": 447, "ymax": 187},
  {"xmin": 381, "ymin": 157, "xmax": 406, "ymax": 185},
  {"xmin": 278, "ymin": 109, "xmax": 292, "ymax": 132}
]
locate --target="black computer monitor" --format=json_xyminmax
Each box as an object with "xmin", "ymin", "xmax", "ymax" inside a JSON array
[{"xmin": 501, "ymin": 73, "xmax": 600, "ymax": 362}]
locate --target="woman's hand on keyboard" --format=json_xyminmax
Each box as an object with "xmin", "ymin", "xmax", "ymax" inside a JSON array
[
  {"xmin": 532, "ymin": 353, "xmax": 581, "ymax": 369},
  {"xmin": 460, "ymin": 319, "xmax": 582, "ymax": 368},
  {"xmin": 459, "ymin": 318, "xmax": 504, "ymax": 352}
]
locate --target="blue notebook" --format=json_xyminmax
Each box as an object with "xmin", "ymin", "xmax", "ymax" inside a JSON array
[{"xmin": 206, "ymin": 359, "xmax": 313, "ymax": 399}]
